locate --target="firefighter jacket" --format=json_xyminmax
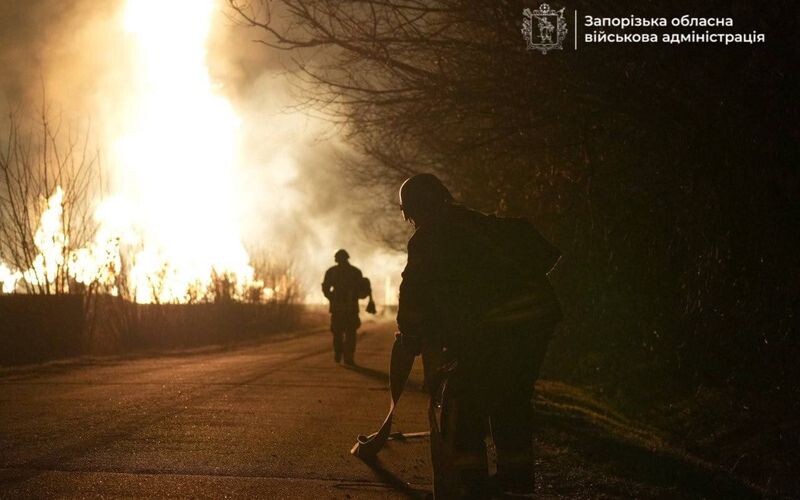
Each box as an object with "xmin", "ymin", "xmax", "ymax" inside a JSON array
[
  {"xmin": 322, "ymin": 263, "xmax": 364, "ymax": 315},
  {"xmin": 397, "ymin": 204, "xmax": 561, "ymax": 355}
]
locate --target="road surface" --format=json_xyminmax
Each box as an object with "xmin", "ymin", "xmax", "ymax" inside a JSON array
[{"xmin": 0, "ymin": 321, "xmax": 760, "ymax": 498}]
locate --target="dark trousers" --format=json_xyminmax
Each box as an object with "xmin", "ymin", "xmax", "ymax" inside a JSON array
[
  {"xmin": 446, "ymin": 323, "xmax": 553, "ymax": 496},
  {"xmin": 331, "ymin": 329, "xmax": 357, "ymax": 363},
  {"xmin": 331, "ymin": 312, "xmax": 359, "ymax": 363}
]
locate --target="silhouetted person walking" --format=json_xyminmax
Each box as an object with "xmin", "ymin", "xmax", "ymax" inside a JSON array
[
  {"xmin": 322, "ymin": 249, "xmax": 371, "ymax": 365},
  {"xmin": 396, "ymin": 174, "xmax": 561, "ymax": 498}
]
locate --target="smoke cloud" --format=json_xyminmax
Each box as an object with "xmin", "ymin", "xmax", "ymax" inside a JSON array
[{"xmin": 0, "ymin": 0, "xmax": 406, "ymax": 304}]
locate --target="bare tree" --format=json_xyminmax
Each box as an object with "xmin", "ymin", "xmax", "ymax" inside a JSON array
[
  {"xmin": 248, "ymin": 250, "xmax": 301, "ymax": 305},
  {"xmin": 227, "ymin": 0, "xmax": 593, "ymax": 250},
  {"xmin": 230, "ymin": 0, "xmax": 799, "ymax": 408},
  {"xmin": 0, "ymin": 104, "xmax": 105, "ymax": 295}
]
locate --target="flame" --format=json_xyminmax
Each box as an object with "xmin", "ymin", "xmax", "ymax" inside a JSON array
[
  {"xmin": 21, "ymin": 187, "xmax": 67, "ymax": 288},
  {"xmin": 0, "ymin": 0, "xmax": 268, "ymax": 303},
  {"xmin": 0, "ymin": 188, "xmax": 119, "ymax": 294},
  {"xmin": 111, "ymin": 0, "xmax": 255, "ymax": 302},
  {"xmin": 0, "ymin": 263, "xmax": 22, "ymax": 293}
]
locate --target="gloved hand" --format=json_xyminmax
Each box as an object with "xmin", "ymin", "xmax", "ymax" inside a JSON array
[{"xmin": 396, "ymin": 331, "xmax": 422, "ymax": 356}]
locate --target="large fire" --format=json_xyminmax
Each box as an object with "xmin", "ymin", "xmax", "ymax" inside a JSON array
[
  {"xmin": 0, "ymin": 0, "xmax": 266, "ymax": 303},
  {"xmin": 113, "ymin": 0, "xmax": 256, "ymax": 302}
]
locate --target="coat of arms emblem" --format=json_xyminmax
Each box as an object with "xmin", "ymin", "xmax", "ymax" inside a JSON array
[{"xmin": 522, "ymin": 3, "xmax": 568, "ymax": 54}]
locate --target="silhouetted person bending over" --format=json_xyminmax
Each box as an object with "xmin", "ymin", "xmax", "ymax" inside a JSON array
[
  {"xmin": 397, "ymin": 173, "xmax": 562, "ymax": 498},
  {"xmin": 322, "ymin": 249, "xmax": 371, "ymax": 365}
]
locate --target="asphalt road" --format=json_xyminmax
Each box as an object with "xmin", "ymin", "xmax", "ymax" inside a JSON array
[
  {"xmin": 0, "ymin": 321, "xmax": 433, "ymax": 498},
  {"xmin": 0, "ymin": 320, "xmax": 762, "ymax": 499}
]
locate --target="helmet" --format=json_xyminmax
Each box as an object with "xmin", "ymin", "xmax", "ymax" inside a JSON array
[
  {"xmin": 399, "ymin": 173, "xmax": 453, "ymax": 221},
  {"xmin": 334, "ymin": 249, "xmax": 350, "ymax": 263}
]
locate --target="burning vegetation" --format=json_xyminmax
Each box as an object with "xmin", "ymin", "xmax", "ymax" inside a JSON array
[{"xmin": 0, "ymin": 0, "xmax": 297, "ymax": 305}]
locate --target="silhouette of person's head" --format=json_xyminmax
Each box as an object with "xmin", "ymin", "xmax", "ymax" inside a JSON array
[
  {"xmin": 399, "ymin": 173, "xmax": 453, "ymax": 227},
  {"xmin": 334, "ymin": 249, "xmax": 350, "ymax": 264}
]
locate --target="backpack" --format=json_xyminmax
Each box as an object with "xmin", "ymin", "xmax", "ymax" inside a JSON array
[
  {"xmin": 468, "ymin": 214, "xmax": 563, "ymax": 326},
  {"xmin": 357, "ymin": 277, "xmax": 372, "ymax": 300},
  {"xmin": 489, "ymin": 216, "xmax": 561, "ymax": 279}
]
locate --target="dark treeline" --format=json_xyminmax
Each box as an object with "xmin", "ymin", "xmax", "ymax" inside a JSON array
[{"xmin": 232, "ymin": 0, "xmax": 797, "ymax": 484}]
